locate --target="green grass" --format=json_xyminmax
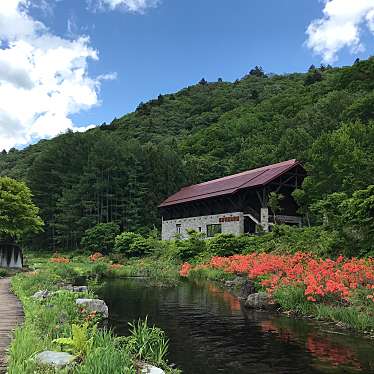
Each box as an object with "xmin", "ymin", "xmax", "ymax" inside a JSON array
[
  {"xmin": 188, "ymin": 267, "xmax": 235, "ymax": 282},
  {"xmin": 273, "ymin": 285, "xmax": 374, "ymax": 332},
  {"xmin": 8, "ymin": 257, "xmax": 180, "ymax": 373}
]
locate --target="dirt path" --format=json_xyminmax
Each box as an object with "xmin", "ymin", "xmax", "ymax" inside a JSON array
[{"xmin": 0, "ymin": 278, "xmax": 23, "ymax": 373}]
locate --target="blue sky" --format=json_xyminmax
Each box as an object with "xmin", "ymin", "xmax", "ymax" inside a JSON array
[{"xmin": 0, "ymin": 0, "xmax": 373, "ymax": 150}]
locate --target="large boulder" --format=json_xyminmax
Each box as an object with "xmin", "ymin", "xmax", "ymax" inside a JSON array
[
  {"xmin": 239, "ymin": 279, "xmax": 256, "ymax": 299},
  {"xmin": 36, "ymin": 351, "xmax": 75, "ymax": 368},
  {"xmin": 245, "ymin": 292, "xmax": 278, "ymax": 310},
  {"xmin": 225, "ymin": 276, "xmax": 245, "ymax": 288},
  {"xmin": 76, "ymin": 298, "xmax": 109, "ymax": 318},
  {"xmin": 32, "ymin": 290, "xmax": 51, "ymax": 299}
]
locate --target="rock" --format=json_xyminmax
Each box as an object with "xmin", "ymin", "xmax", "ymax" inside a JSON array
[
  {"xmin": 240, "ymin": 280, "xmax": 256, "ymax": 299},
  {"xmin": 32, "ymin": 290, "xmax": 51, "ymax": 299},
  {"xmin": 64, "ymin": 285, "xmax": 88, "ymax": 292},
  {"xmin": 141, "ymin": 364, "xmax": 165, "ymax": 374},
  {"xmin": 76, "ymin": 298, "xmax": 108, "ymax": 318},
  {"xmin": 245, "ymin": 292, "xmax": 278, "ymax": 310},
  {"xmin": 36, "ymin": 351, "xmax": 75, "ymax": 368},
  {"xmin": 225, "ymin": 276, "xmax": 245, "ymax": 288}
]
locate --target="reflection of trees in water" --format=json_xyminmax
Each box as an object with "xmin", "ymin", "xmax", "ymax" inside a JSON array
[
  {"xmin": 102, "ymin": 279, "xmax": 372, "ymax": 374},
  {"xmin": 259, "ymin": 319, "xmax": 363, "ymax": 370},
  {"xmin": 206, "ymin": 283, "xmax": 241, "ymax": 312}
]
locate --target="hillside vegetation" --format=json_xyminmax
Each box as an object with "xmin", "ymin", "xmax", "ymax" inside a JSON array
[{"xmin": 1, "ymin": 60, "xmax": 374, "ymax": 253}]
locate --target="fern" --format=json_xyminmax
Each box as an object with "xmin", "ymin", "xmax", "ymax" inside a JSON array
[{"xmin": 53, "ymin": 322, "xmax": 95, "ymax": 358}]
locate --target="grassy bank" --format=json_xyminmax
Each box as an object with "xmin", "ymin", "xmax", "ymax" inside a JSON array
[
  {"xmin": 8, "ymin": 257, "xmax": 181, "ymax": 373},
  {"xmin": 183, "ymin": 253, "xmax": 374, "ymax": 333}
]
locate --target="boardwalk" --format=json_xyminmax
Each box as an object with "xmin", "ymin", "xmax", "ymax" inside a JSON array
[{"xmin": 0, "ymin": 278, "xmax": 23, "ymax": 373}]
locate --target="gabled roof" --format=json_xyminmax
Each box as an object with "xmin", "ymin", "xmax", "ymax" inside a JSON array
[{"xmin": 159, "ymin": 159, "xmax": 301, "ymax": 208}]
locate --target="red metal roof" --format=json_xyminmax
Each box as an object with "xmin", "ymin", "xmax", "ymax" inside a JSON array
[{"xmin": 159, "ymin": 159, "xmax": 301, "ymax": 208}]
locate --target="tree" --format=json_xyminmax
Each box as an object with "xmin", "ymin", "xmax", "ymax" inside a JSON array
[
  {"xmin": 80, "ymin": 222, "xmax": 120, "ymax": 254},
  {"xmin": 304, "ymin": 69, "xmax": 323, "ymax": 85},
  {"xmin": 268, "ymin": 192, "xmax": 284, "ymax": 224},
  {"xmin": 199, "ymin": 78, "xmax": 208, "ymax": 85},
  {"xmin": 249, "ymin": 66, "xmax": 266, "ymax": 77},
  {"xmin": 0, "ymin": 177, "xmax": 43, "ymax": 241}
]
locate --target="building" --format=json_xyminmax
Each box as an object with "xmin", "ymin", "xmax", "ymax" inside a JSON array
[{"xmin": 159, "ymin": 159, "xmax": 306, "ymax": 240}]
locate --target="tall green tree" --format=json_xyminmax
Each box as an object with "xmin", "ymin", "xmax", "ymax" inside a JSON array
[{"xmin": 0, "ymin": 177, "xmax": 43, "ymax": 241}]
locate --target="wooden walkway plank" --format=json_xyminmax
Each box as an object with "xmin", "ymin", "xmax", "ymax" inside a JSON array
[{"xmin": 0, "ymin": 278, "xmax": 23, "ymax": 373}]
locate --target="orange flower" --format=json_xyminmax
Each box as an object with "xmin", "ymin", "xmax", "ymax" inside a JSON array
[
  {"xmin": 89, "ymin": 252, "xmax": 104, "ymax": 262},
  {"xmin": 110, "ymin": 263, "xmax": 123, "ymax": 270},
  {"xmin": 50, "ymin": 256, "xmax": 70, "ymax": 264},
  {"xmin": 179, "ymin": 262, "xmax": 192, "ymax": 277},
  {"xmin": 184, "ymin": 252, "xmax": 374, "ymax": 303}
]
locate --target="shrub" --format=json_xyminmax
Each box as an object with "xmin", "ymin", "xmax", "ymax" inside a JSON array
[
  {"xmin": 207, "ymin": 233, "xmax": 242, "ymax": 256},
  {"xmin": 89, "ymin": 252, "xmax": 104, "ymax": 262},
  {"xmin": 90, "ymin": 262, "xmax": 109, "ymax": 279},
  {"xmin": 114, "ymin": 232, "xmax": 142, "ymax": 254},
  {"xmin": 129, "ymin": 236, "xmax": 153, "ymax": 257},
  {"xmin": 81, "ymin": 223, "xmax": 120, "ymax": 254},
  {"xmin": 176, "ymin": 230, "xmax": 206, "ymax": 261}
]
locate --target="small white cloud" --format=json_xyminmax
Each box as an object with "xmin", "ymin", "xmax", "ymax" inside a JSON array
[
  {"xmin": 97, "ymin": 72, "xmax": 118, "ymax": 81},
  {"xmin": 94, "ymin": 0, "xmax": 160, "ymax": 13},
  {"xmin": 0, "ymin": 0, "xmax": 116, "ymax": 151},
  {"xmin": 306, "ymin": 0, "xmax": 374, "ymax": 63}
]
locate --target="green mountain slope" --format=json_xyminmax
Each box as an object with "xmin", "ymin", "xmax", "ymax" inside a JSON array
[{"xmin": 1, "ymin": 59, "xmax": 374, "ymax": 249}]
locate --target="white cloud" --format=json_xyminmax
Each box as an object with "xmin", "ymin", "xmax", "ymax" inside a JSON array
[
  {"xmin": 306, "ymin": 0, "xmax": 374, "ymax": 63},
  {"xmin": 0, "ymin": 0, "xmax": 111, "ymax": 151},
  {"xmin": 95, "ymin": 0, "xmax": 160, "ymax": 13}
]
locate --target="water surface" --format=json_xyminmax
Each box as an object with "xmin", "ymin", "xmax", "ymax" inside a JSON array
[{"xmin": 99, "ymin": 279, "xmax": 374, "ymax": 374}]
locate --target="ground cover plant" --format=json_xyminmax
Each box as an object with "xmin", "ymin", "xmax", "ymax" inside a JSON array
[
  {"xmin": 180, "ymin": 252, "xmax": 374, "ymax": 331},
  {"xmin": 8, "ymin": 257, "xmax": 180, "ymax": 373}
]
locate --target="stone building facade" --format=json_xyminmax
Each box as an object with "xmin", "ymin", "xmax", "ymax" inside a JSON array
[{"xmin": 161, "ymin": 212, "xmax": 244, "ymax": 240}]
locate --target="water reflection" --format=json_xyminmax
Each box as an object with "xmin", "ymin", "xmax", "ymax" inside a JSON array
[{"xmin": 99, "ymin": 279, "xmax": 374, "ymax": 374}]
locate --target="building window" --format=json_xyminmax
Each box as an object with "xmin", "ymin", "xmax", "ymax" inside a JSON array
[
  {"xmin": 206, "ymin": 224, "xmax": 222, "ymax": 237},
  {"xmin": 176, "ymin": 224, "xmax": 181, "ymax": 235},
  {"xmin": 198, "ymin": 227, "xmax": 202, "ymax": 232}
]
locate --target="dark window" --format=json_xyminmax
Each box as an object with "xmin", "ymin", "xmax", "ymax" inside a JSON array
[
  {"xmin": 206, "ymin": 224, "xmax": 222, "ymax": 237},
  {"xmin": 198, "ymin": 227, "xmax": 202, "ymax": 232},
  {"xmin": 176, "ymin": 224, "xmax": 181, "ymax": 234}
]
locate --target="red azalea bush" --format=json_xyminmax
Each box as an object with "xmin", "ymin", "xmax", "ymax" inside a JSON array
[
  {"xmin": 179, "ymin": 262, "xmax": 192, "ymax": 277},
  {"xmin": 109, "ymin": 263, "xmax": 123, "ymax": 270},
  {"xmin": 50, "ymin": 255, "xmax": 70, "ymax": 264},
  {"xmin": 89, "ymin": 252, "xmax": 104, "ymax": 262},
  {"xmin": 181, "ymin": 252, "xmax": 374, "ymax": 304}
]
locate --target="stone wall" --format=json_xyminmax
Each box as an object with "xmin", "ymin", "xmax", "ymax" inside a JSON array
[{"xmin": 161, "ymin": 212, "xmax": 244, "ymax": 240}]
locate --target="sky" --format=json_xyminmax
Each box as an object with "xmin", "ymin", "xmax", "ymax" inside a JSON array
[{"xmin": 0, "ymin": 0, "xmax": 374, "ymax": 150}]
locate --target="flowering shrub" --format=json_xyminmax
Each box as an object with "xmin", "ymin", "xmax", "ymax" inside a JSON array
[
  {"xmin": 109, "ymin": 263, "xmax": 123, "ymax": 270},
  {"xmin": 50, "ymin": 255, "xmax": 70, "ymax": 264},
  {"xmin": 182, "ymin": 252, "xmax": 374, "ymax": 304},
  {"xmin": 89, "ymin": 252, "xmax": 104, "ymax": 262},
  {"xmin": 179, "ymin": 262, "xmax": 192, "ymax": 277}
]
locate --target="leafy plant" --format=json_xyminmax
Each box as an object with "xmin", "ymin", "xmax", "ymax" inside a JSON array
[
  {"xmin": 177, "ymin": 230, "xmax": 206, "ymax": 261},
  {"xmin": 53, "ymin": 323, "xmax": 95, "ymax": 358},
  {"xmin": 124, "ymin": 317, "xmax": 169, "ymax": 368},
  {"xmin": 207, "ymin": 233, "xmax": 242, "ymax": 256},
  {"xmin": 0, "ymin": 176, "xmax": 44, "ymax": 240},
  {"xmin": 81, "ymin": 223, "xmax": 120, "ymax": 254},
  {"xmin": 114, "ymin": 232, "xmax": 142, "ymax": 254}
]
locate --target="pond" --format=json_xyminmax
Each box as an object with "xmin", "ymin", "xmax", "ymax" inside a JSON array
[{"xmin": 98, "ymin": 278, "xmax": 374, "ymax": 374}]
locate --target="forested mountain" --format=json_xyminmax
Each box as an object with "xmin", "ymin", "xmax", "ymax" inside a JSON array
[{"xmin": 1, "ymin": 59, "xmax": 374, "ymax": 249}]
